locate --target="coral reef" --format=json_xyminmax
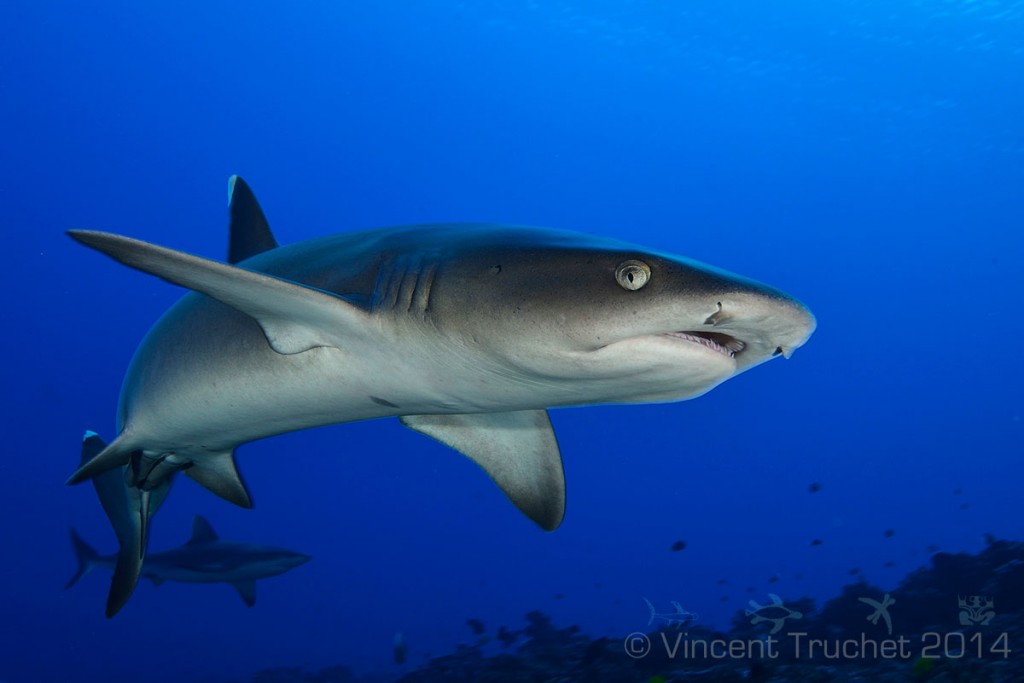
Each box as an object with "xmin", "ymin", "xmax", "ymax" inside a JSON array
[{"xmin": 238, "ymin": 538, "xmax": 1024, "ymax": 683}]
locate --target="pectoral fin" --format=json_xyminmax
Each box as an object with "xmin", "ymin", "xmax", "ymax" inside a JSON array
[
  {"xmin": 400, "ymin": 410, "xmax": 566, "ymax": 531},
  {"xmin": 67, "ymin": 230, "xmax": 369, "ymax": 355},
  {"xmin": 232, "ymin": 580, "xmax": 257, "ymax": 607}
]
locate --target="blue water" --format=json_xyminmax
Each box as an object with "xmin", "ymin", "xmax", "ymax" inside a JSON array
[{"xmin": 1, "ymin": 1, "xmax": 1022, "ymax": 681}]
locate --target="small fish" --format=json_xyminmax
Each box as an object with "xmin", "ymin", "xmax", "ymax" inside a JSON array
[
  {"xmin": 808, "ymin": 482, "xmax": 822, "ymax": 494},
  {"xmin": 554, "ymin": 592, "xmax": 566, "ymax": 600},
  {"xmin": 466, "ymin": 618, "xmax": 485, "ymax": 635},
  {"xmin": 926, "ymin": 544, "xmax": 940, "ymax": 553},
  {"xmin": 717, "ymin": 578, "xmax": 728, "ymax": 585},
  {"xmin": 884, "ymin": 529, "xmax": 895, "ymax": 538},
  {"xmin": 810, "ymin": 538, "xmax": 823, "ymax": 546},
  {"xmin": 768, "ymin": 575, "xmax": 779, "ymax": 584},
  {"xmin": 496, "ymin": 626, "xmax": 519, "ymax": 647},
  {"xmin": 848, "ymin": 567, "xmax": 861, "ymax": 576},
  {"xmin": 393, "ymin": 632, "xmax": 407, "ymax": 665},
  {"xmin": 670, "ymin": 540, "xmax": 687, "ymax": 552},
  {"xmin": 884, "ymin": 561, "xmax": 896, "ymax": 568}
]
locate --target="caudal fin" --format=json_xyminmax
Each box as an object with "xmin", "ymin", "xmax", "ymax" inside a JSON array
[
  {"xmin": 65, "ymin": 528, "xmax": 100, "ymax": 589},
  {"xmin": 77, "ymin": 431, "xmax": 173, "ymax": 617}
]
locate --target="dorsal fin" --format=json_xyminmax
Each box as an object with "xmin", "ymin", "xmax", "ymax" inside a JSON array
[
  {"xmin": 187, "ymin": 515, "xmax": 219, "ymax": 545},
  {"xmin": 228, "ymin": 175, "xmax": 278, "ymax": 264}
]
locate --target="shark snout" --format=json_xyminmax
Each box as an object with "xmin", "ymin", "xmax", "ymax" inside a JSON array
[
  {"xmin": 285, "ymin": 552, "xmax": 313, "ymax": 568},
  {"xmin": 772, "ymin": 300, "xmax": 816, "ymax": 359},
  {"xmin": 696, "ymin": 293, "xmax": 815, "ymax": 368}
]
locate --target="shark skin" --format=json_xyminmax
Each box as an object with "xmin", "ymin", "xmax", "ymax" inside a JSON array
[
  {"xmin": 67, "ymin": 514, "xmax": 310, "ymax": 614},
  {"xmin": 68, "ymin": 176, "xmax": 815, "ymax": 606}
]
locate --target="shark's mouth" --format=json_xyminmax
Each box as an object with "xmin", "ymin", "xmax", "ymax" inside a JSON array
[{"xmin": 663, "ymin": 331, "xmax": 747, "ymax": 359}]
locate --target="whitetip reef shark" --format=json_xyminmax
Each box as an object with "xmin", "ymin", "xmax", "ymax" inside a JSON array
[
  {"xmin": 67, "ymin": 515, "xmax": 310, "ymax": 614},
  {"xmin": 67, "ymin": 176, "xmax": 815, "ymax": 614}
]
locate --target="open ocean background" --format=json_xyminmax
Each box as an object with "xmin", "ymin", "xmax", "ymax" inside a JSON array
[{"xmin": 1, "ymin": 1, "xmax": 1022, "ymax": 681}]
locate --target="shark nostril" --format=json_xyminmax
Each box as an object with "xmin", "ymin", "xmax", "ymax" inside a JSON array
[
  {"xmin": 773, "ymin": 346, "xmax": 785, "ymax": 357},
  {"xmin": 703, "ymin": 302, "xmax": 731, "ymax": 326}
]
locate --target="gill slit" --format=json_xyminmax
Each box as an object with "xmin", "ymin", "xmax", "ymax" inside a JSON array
[{"xmin": 372, "ymin": 255, "xmax": 437, "ymax": 318}]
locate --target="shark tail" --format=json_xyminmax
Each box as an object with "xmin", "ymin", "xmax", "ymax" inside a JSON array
[
  {"xmin": 65, "ymin": 528, "xmax": 100, "ymax": 589},
  {"xmin": 75, "ymin": 431, "xmax": 173, "ymax": 617}
]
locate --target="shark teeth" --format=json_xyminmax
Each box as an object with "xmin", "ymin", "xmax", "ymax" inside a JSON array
[{"xmin": 664, "ymin": 331, "xmax": 746, "ymax": 358}]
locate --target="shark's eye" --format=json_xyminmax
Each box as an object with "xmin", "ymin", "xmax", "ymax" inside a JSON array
[{"xmin": 615, "ymin": 259, "xmax": 651, "ymax": 291}]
